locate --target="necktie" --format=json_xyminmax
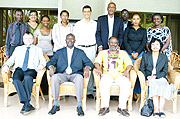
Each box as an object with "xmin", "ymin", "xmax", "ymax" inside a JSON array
[
  {"xmin": 22, "ymin": 47, "xmax": 30, "ymax": 71},
  {"xmin": 14, "ymin": 23, "xmax": 21, "ymax": 45}
]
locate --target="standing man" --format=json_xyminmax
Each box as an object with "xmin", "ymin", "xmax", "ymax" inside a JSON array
[
  {"xmin": 94, "ymin": 37, "xmax": 132, "ymax": 117},
  {"xmin": 96, "ymin": 2, "xmax": 123, "ymax": 53},
  {"xmin": 3, "ymin": 32, "xmax": 46, "ymax": 115},
  {"xmin": 121, "ymin": 9, "xmax": 132, "ymax": 33},
  {"xmin": 73, "ymin": 5, "xmax": 97, "ymax": 99},
  {"xmin": 5, "ymin": 9, "xmax": 30, "ymax": 59},
  {"xmin": 121, "ymin": 9, "xmax": 132, "ymax": 50},
  {"xmin": 52, "ymin": 10, "xmax": 73, "ymax": 52},
  {"xmin": 47, "ymin": 33, "xmax": 94, "ymax": 116}
]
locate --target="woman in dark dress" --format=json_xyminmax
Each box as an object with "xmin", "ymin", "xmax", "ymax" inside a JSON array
[{"xmin": 123, "ymin": 13, "xmax": 147, "ymax": 95}]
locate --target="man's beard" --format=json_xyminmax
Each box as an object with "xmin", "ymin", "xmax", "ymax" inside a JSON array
[{"xmin": 109, "ymin": 46, "xmax": 118, "ymax": 51}]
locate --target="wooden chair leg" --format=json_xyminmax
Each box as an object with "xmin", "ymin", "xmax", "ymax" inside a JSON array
[
  {"xmin": 3, "ymin": 83, "xmax": 8, "ymax": 107},
  {"xmin": 48, "ymin": 86, "xmax": 53, "ymax": 109},
  {"xmin": 35, "ymin": 86, "xmax": 40, "ymax": 109},
  {"xmin": 128, "ymin": 89, "xmax": 133, "ymax": 111},
  {"xmin": 173, "ymin": 91, "xmax": 177, "ymax": 113},
  {"xmin": 39, "ymin": 87, "xmax": 45, "ymax": 101},
  {"xmin": 96, "ymin": 88, "xmax": 100, "ymax": 111},
  {"xmin": 136, "ymin": 94, "xmax": 141, "ymax": 103}
]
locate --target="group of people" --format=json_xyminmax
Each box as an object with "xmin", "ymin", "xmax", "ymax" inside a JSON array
[{"xmin": 3, "ymin": 1, "xmax": 174, "ymax": 118}]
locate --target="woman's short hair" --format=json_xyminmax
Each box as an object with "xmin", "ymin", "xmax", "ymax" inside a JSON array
[
  {"xmin": 41, "ymin": 15, "xmax": 50, "ymax": 21},
  {"xmin": 152, "ymin": 13, "xmax": 164, "ymax": 23},
  {"xmin": 29, "ymin": 10, "xmax": 38, "ymax": 16},
  {"xmin": 149, "ymin": 37, "xmax": 163, "ymax": 52}
]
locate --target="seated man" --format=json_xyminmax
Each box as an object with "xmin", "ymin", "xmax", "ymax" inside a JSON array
[
  {"xmin": 3, "ymin": 31, "xmax": 46, "ymax": 115},
  {"xmin": 94, "ymin": 37, "xmax": 132, "ymax": 117},
  {"xmin": 47, "ymin": 33, "xmax": 94, "ymax": 116}
]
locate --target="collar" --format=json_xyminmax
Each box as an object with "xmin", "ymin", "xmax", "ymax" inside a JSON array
[
  {"xmin": 67, "ymin": 47, "xmax": 74, "ymax": 51},
  {"xmin": 108, "ymin": 15, "xmax": 114, "ymax": 20},
  {"xmin": 82, "ymin": 18, "xmax": 92, "ymax": 23},
  {"xmin": 59, "ymin": 22, "xmax": 70, "ymax": 27}
]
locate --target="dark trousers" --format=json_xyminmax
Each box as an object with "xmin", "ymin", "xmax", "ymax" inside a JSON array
[
  {"xmin": 9, "ymin": 46, "xmax": 17, "ymax": 56},
  {"xmin": 12, "ymin": 68, "xmax": 37, "ymax": 103}
]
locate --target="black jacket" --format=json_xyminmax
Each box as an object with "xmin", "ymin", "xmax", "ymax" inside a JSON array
[{"xmin": 140, "ymin": 52, "xmax": 168, "ymax": 80}]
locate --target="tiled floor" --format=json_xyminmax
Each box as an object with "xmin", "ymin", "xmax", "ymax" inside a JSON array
[{"xmin": 0, "ymin": 87, "xmax": 180, "ymax": 119}]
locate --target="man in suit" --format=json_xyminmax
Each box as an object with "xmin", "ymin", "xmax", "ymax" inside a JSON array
[
  {"xmin": 47, "ymin": 33, "xmax": 94, "ymax": 116},
  {"xmin": 3, "ymin": 31, "xmax": 46, "ymax": 115},
  {"xmin": 96, "ymin": 2, "xmax": 123, "ymax": 53},
  {"xmin": 5, "ymin": 9, "xmax": 30, "ymax": 60}
]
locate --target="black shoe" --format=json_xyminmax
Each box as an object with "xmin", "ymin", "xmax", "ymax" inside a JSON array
[
  {"xmin": 48, "ymin": 105, "xmax": 60, "ymax": 115},
  {"xmin": 9, "ymin": 92, "xmax": 17, "ymax": 96},
  {"xmin": 77, "ymin": 106, "xmax": 84, "ymax": 116},
  {"xmin": 20, "ymin": 104, "xmax": 26, "ymax": 114},
  {"xmin": 87, "ymin": 94, "xmax": 94, "ymax": 99},
  {"xmin": 110, "ymin": 96, "xmax": 118, "ymax": 101},
  {"xmin": 21, "ymin": 105, "xmax": 35, "ymax": 115}
]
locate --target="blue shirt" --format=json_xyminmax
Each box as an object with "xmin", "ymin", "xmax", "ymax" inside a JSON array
[{"xmin": 5, "ymin": 21, "xmax": 30, "ymax": 56}]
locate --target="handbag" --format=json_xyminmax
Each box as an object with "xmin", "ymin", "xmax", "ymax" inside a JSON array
[{"xmin": 140, "ymin": 88, "xmax": 154, "ymax": 117}]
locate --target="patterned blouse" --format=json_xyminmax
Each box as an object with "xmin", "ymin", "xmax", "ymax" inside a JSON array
[{"xmin": 147, "ymin": 26, "xmax": 172, "ymax": 60}]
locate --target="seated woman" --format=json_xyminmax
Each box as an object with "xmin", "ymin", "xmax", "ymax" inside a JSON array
[
  {"xmin": 27, "ymin": 10, "xmax": 43, "ymax": 34},
  {"xmin": 123, "ymin": 13, "xmax": 146, "ymax": 96},
  {"xmin": 146, "ymin": 13, "xmax": 172, "ymax": 60},
  {"xmin": 140, "ymin": 38, "xmax": 175, "ymax": 117},
  {"xmin": 34, "ymin": 15, "xmax": 53, "ymax": 58}
]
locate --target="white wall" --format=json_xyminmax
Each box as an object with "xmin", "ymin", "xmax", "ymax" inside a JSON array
[
  {"xmin": 62, "ymin": 0, "xmax": 105, "ymax": 20},
  {"xmin": 113, "ymin": 0, "xmax": 180, "ymax": 14},
  {"xmin": 0, "ymin": 0, "xmax": 58, "ymax": 8}
]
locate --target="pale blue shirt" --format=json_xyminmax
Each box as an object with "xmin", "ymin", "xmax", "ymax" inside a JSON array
[{"xmin": 123, "ymin": 21, "xmax": 128, "ymax": 31}]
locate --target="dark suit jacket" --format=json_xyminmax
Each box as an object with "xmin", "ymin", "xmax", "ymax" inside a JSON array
[
  {"xmin": 140, "ymin": 52, "xmax": 168, "ymax": 80},
  {"xmin": 96, "ymin": 15, "xmax": 123, "ymax": 49},
  {"xmin": 46, "ymin": 47, "xmax": 94, "ymax": 75}
]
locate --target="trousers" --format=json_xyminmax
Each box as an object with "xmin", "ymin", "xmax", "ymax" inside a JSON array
[{"xmin": 99, "ymin": 73, "xmax": 131, "ymax": 109}]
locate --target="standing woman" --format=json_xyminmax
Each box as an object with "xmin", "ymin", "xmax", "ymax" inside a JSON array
[
  {"xmin": 34, "ymin": 15, "xmax": 53, "ymax": 95},
  {"xmin": 140, "ymin": 38, "xmax": 175, "ymax": 117},
  {"xmin": 34, "ymin": 15, "xmax": 53, "ymax": 58},
  {"xmin": 123, "ymin": 13, "xmax": 146, "ymax": 95},
  {"xmin": 123, "ymin": 13, "xmax": 146, "ymax": 64},
  {"xmin": 146, "ymin": 13, "xmax": 172, "ymax": 60},
  {"xmin": 27, "ymin": 10, "xmax": 43, "ymax": 34}
]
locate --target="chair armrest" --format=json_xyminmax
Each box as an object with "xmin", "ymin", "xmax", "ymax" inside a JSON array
[
  {"xmin": 46, "ymin": 70, "xmax": 51, "ymax": 86},
  {"xmin": 167, "ymin": 70, "xmax": 180, "ymax": 90},
  {"xmin": 93, "ymin": 69, "xmax": 101, "ymax": 88},
  {"xmin": 130, "ymin": 69, "xmax": 137, "ymax": 84},
  {"xmin": 35, "ymin": 67, "xmax": 46, "ymax": 86},
  {"xmin": 84, "ymin": 71, "xmax": 91, "ymax": 88},
  {"xmin": 137, "ymin": 70, "xmax": 146, "ymax": 90},
  {"xmin": 1, "ymin": 70, "xmax": 12, "ymax": 84}
]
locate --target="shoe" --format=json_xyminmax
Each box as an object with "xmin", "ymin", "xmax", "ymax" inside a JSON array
[
  {"xmin": 117, "ymin": 108, "xmax": 130, "ymax": 117},
  {"xmin": 9, "ymin": 92, "xmax": 17, "ymax": 96},
  {"xmin": 153, "ymin": 113, "xmax": 160, "ymax": 118},
  {"xmin": 159, "ymin": 112, "xmax": 166, "ymax": 118},
  {"xmin": 77, "ymin": 106, "xmax": 84, "ymax": 116},
  {"xmin": 110, "ymin": 96, "xmax": 118, "ymax": 101},
  {"xmin": 87, "ymin": 94, "xmax": 94, "ymax": 99},
  {"xmin": 21, "ymin": 105, "xmax": 35, "ymax": 115},
  {"xmin": 20, "ymin": 104, "xmax": 26, "ymax": 114},
  {"xmin": 98, "ymin": 107, "xmax": 110, "ymax": 116},
  {"xmin": 48, "ymin": 105, "xmax": 60, "ymax": 115}
]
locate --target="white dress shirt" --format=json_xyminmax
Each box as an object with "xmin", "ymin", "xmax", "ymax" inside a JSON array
[
  {"xmin": 4, "ymin": 45, "xmax": 46, "ymax": 72},
  {"xmin": 52, "ymin": 23, "xmax": 73, "ymax": 52},
  {"xmin": 108, "ymin": 15, "xmax": 114, "ymax": 39},
  {"xmin": 65, "ymin": 47, "xmax": 74, "ymax": 74},
  {"xmin": 73, "ymin": 18, "xmax": 97, "ymax": 46}
]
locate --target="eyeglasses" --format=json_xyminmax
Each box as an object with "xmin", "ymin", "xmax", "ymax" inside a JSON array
[
  {"xmin": 108, "ymin": 7, "xmax": 116, "ymax": 9},
  {"xmin": 109, "ymin": 41, "xmax": 118, "ymax": 45}
]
